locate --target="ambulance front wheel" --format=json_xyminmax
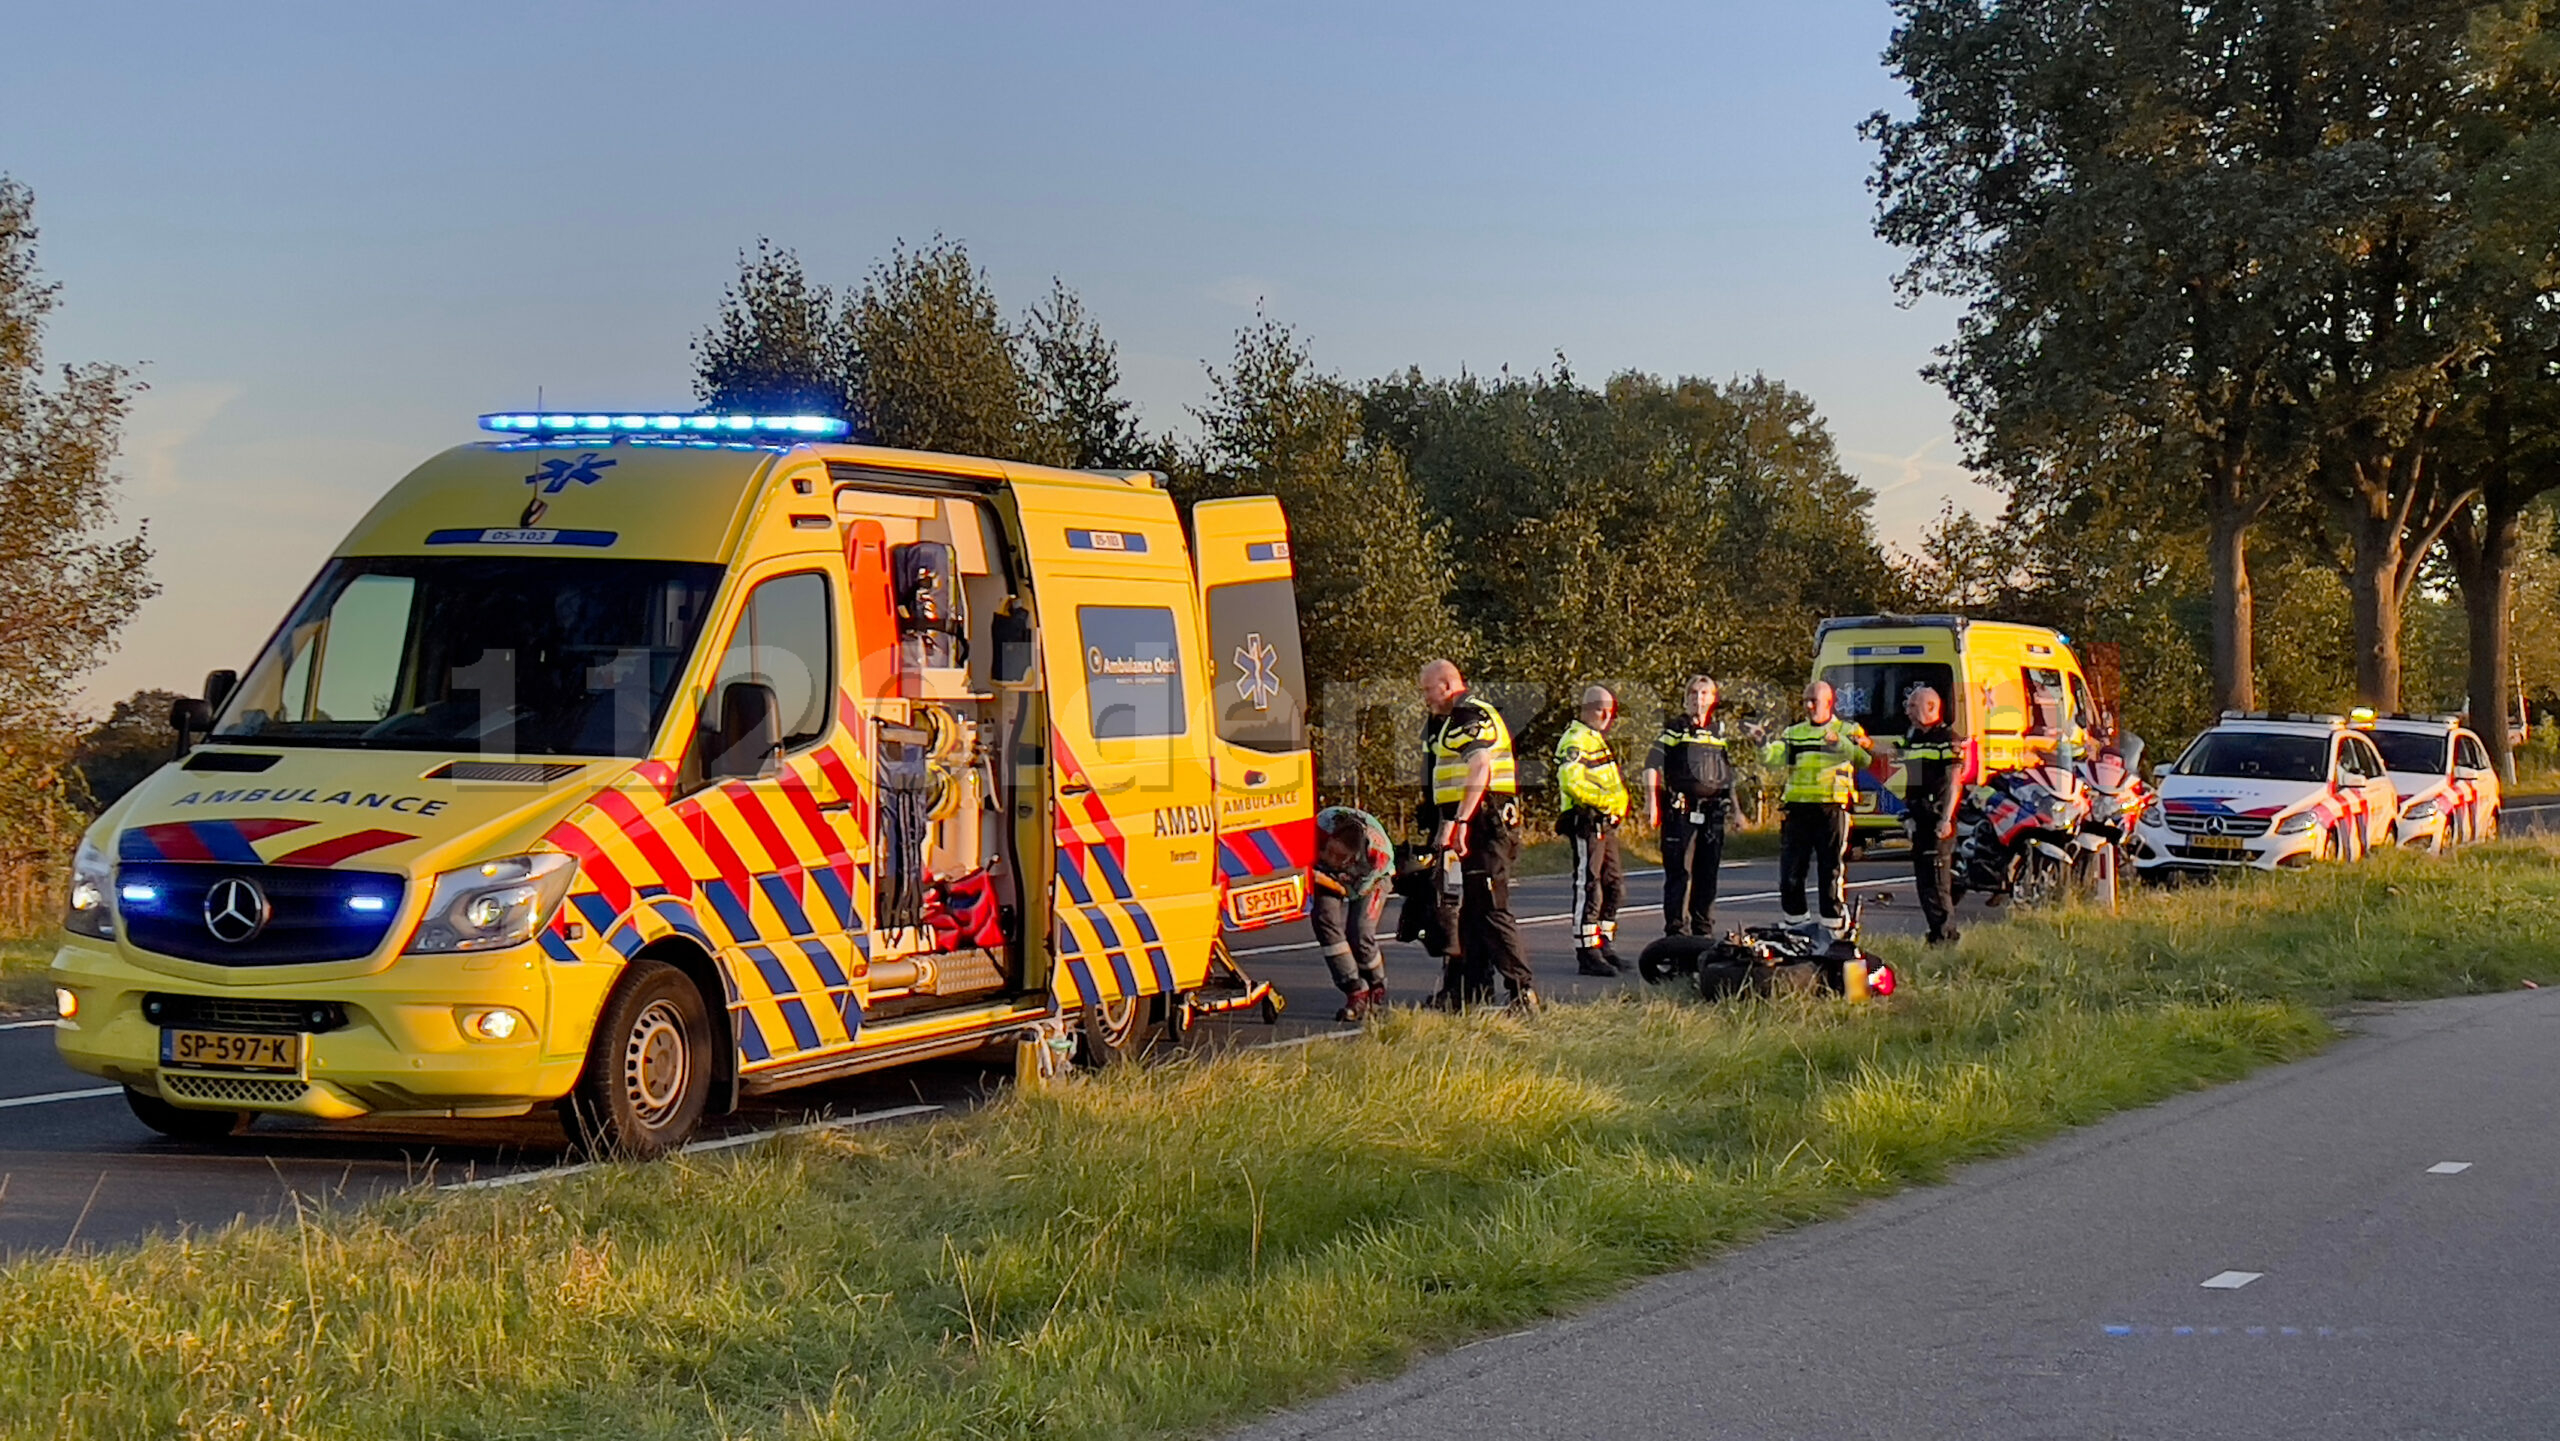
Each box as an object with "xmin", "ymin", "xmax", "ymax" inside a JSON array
[
  {"xmin": 567, "ymin": 960, "xmax": 713, "ymax": 1157},
  {"xmin": 1080, "ymin": 995, "xmax": 1148, "ymax": 1066},
  {"xmin": 124, "ymin": 1086, "xmax": 246, "ymax": 1143}
]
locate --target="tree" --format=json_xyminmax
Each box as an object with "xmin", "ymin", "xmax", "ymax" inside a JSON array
[
  {"xmin": 692, "ymin": 239, "xmax": 859, "ymax": 421},
  {"xmin": 1178, "ymin": 319, "xmax": 1468, "ymax": 810},
  {"xmin": 1868, "ymin": 0, "xmax": 2354, "ymax": 713},
  {"xmin": 0, "ymin": 178, "xmax": 157, "ymax": 736},
  {"xmin": 2436, "ymin": 5, "xmax": 2560, "ymax": 775},
  {"xmin": 846, "ymin": 238, "xmax": 1067, "ymax": 464},
  {"xmin": 69, "ymin": 688, "xmax": 183, "ymax": 812},
  {"xmin": 1023, "ymin": 279, "xmax": 1147, "ymax": 469}
]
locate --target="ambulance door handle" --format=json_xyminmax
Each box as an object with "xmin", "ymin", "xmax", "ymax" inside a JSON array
[
  {"xmin": 1060, "ymin": 780, "xmax": 1092, "ymax": 797},
  {"xmin": 818, "ymin": 799, "xmax": 853, "ymax": 813}
]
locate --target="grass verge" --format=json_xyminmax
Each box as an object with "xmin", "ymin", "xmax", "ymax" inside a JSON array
[
  {"xmin": 0, "ymin": 932, "xmax": 58, "ymax": 1015},
  {"xmin": 5, "ymin": 844, "xmax": 2557, "ymax": 1438}
]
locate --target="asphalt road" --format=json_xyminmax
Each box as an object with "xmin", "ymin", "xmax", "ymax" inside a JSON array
[
  {"xmin": 1234, "ymin": 985, "xmax": 2560, "ymax": 1441},
  {"xmin": 0, "ymin": 849, "xmax": 1957, "ymax": 1254}
]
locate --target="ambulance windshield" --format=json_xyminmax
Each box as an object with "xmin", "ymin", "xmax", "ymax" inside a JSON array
[{"xmin": 211, "ymin": 556, "xmax": 724, "ymax": 755}]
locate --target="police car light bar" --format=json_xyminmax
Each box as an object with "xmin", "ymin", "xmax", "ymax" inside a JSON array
[{"xmin": 478, "ymin": 412, "xmax": 851, "ymax": 439}]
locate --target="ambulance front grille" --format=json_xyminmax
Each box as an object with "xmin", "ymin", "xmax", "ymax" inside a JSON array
[
  {"xmin": 162, "ymin": 1074, "xmax": 308, "ymax": 1107},
  {"xmin": 117, "ymin": 863, "xmax": 405, "ymax": 966}
]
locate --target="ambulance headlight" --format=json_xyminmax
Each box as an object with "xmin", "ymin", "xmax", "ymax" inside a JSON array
[
  {"xmin": 66, "ymin": 837, "xmax": 115, "ymax": 940},
  {"xmin": 2274, "ymin": 812, "xmax": 2320, "ymax": 836},
  {"xmin": 406, "ymin": 853, "xmax": 578, "ymax": 953}
]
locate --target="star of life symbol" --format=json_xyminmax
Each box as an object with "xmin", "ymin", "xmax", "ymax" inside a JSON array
[
  {"xmin": 525, "ymin": 453, "xmax": 617, "ymax": 494},
  {"xmin": 1233, "ymin": 633, "xmax": 1283, "ymax": 712}
]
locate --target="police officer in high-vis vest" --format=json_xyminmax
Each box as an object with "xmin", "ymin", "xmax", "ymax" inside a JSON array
[
  {"xmin": 1418, "ymin": 658, "xmax": 1537, "ymax": 1012},
  {"xmin": 1644, "ymin": 675, "xmax": 1732, "ymax": 938},
  {"xmin": 1895, "ymin": 684, "xmax": 1966, "ymax": 945},
  {"xmin": 1762, "ymin": 680, "xmax": 1872, "ymax": 935},
  {"xmin": 1555, "ymin": 685, "xmax": 1630, "ymax": 977}
]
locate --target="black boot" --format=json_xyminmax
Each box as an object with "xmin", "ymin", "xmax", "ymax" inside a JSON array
[{"xmin": 1575, "ymin": 947, "xmax": 1616, "ymax": 977}]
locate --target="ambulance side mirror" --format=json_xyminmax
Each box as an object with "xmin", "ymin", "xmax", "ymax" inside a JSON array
[
  {"xmin": 169, "ymin": 669, "xmax": 237, "ymax": 759},
  {"xmin": 707, "ymin": 681, "xmax": 782, "ymax": 781}
]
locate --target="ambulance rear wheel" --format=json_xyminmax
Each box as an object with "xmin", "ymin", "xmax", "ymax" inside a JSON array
[
  {"xmin": 1080, "ymin": 995, "xmax": 1148, "ymax": 1066},
  {"xmin": 124, "ymin": 1087, "xmax": 246, "ymax": 1143},
  {"xmin": 567, "ymin": 960, "xmax": 712, "ymax": 1158}
]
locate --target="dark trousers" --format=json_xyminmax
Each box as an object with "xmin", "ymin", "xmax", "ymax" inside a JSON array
[
  {"xmin": 1778, "ymin": 802, "xmax": 1850, "ymax": 922},
  {"xmin": 1310, "ymin": 885, "xmax": 1388, "ymax": 992},
  {"xmin": 1909, "ymin": 810, "xmax": 1957, "ymax": 938},
  {"xmin": 1565, "ymin": 812, "xmax": 1623, "ymax": 950},
  {"xmin": 1659, "ymin": 801, "xmax": 1726, "ymax": 936},
  {"xmin": 1435, "ymin": 810, "xmax": 1535, "ymax": 1002}
]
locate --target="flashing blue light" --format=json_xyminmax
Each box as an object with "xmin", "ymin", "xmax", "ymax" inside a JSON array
[
  {"xmin": 345, "ymin": 895, "xmax": 389, "ymax": 914},
  {"xmin": 119, "ymin": 884, "xmax": 159, "ymax": 905},
  {"xmin": 478, "ymin": 412, "xmax": 850, "ymax": 439}
]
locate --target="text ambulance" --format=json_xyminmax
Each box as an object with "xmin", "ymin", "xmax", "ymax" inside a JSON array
[{"xmin": 53, "ymin": 413, "xmax": 1315, "ymax": 1154}]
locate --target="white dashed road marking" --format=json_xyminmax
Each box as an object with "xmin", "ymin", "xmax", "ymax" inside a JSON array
[
  {"xmin": 2201, "ymin": 1271, "xmax": 2263, "ymax": 1290},
  {"xmin": 0, "ymin": 1086, "xmax": 120, "ymax": 1110},
  {"xmin": 2426, "ymin": 1161, "xmax": 2473, "ymax": 1174}
]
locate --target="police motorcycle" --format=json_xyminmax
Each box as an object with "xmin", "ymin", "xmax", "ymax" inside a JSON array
[
  {"xmin": 2071, "ymin": 735, "xmax": 2151, "ymax": 887},
  {"xmin": 1952, "ymin": 755, "xmax": 2092, "ymax": 909}
]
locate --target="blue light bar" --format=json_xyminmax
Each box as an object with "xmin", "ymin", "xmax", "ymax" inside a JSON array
[{"xmin": 478, "ymin": 412, "xmax": 850, "ymax": 439}]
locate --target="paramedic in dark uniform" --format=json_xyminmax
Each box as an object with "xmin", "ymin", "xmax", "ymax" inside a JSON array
[
  {"xmin": 1644, "ymin": 675, "xmax": 1733, "ymax": 938},
  {"xmin": 1310, "ymin": 805, "xmax": 1396, "ymax": 1019},
  {"xmin": 1896, "ymin": 684, "xmax": 1966, "ymax": 945},
  {"xmin": 1418, "ymin": 658, "xmax": 1537, "ymax": 1013}
]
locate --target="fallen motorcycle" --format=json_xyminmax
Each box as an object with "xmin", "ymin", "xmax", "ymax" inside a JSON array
[{"xmin": 1634, "ymin": 900, "xmax": 1897, "ymax": 1000}]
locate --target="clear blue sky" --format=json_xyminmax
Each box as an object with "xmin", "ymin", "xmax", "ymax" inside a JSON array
[{"xmin": 4, "ymin": 0, "xmax": 1991, "ymax": 711}]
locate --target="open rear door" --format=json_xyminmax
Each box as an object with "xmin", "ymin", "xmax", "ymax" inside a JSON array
[{"xmin": 1189, "ymin": 497, "xmax": 1316, "ymax": 930}]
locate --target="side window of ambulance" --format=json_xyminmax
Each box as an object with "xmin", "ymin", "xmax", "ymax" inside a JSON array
[
  {"xmin": 1205, "ymin": 580, "xmax": 1307, "ymax": 753},
  {"xmin": 1079, "ymin": 605, "xmax": 1187, "ymax": 739},
  {"xmin": 710, "ymin": 571, "xmax": 834, "ymax": 751},
  {"xmin": 2024, "ymin": 668, "xmax": 2067, "ymax": 737}
]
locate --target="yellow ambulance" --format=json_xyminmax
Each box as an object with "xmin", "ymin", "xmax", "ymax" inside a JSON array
[
  {"xmin": 52, "ymin": 412, "xmax": 1314, "ymax": 1154},
  {"xmin": 1808, "ymin": 614, "xmax": 2094, "ymax": 841}
]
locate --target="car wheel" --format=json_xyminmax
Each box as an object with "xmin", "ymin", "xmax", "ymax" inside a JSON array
[
  {"xmin": 1079, "ymin": 994, "xmax": 1149, "ymax": 1066},
  {"xmin": 565, "ymin": 959, "xmax": 714, "ymax": 1158},
  {"xmin": 124, "ymin": 1086, "xmax": 247, "ymax": 1143}
]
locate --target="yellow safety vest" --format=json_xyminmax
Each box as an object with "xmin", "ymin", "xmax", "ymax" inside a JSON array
[
  {"xmin": 1763, "ymin": 719, "xmax": 1872, "ymax": 806},
  {"xmin": 1426, "ymin": 695, "xmax": 1517, "ymax": 809},
  {"xmin": 1554, "ymin": 719, "xmax": 1629, "ymax": 818}
]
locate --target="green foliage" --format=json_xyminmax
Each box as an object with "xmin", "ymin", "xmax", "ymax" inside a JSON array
[
  {"xmin": 68, "ymin": 688, "xmax": 182, "ymax": 814},
  {"xmin": 1365, "ymin": 365, "xmax": 1904, "ymax": 766},
  {"xmin": 8, "ymin": 843, "xmax": 2559, "ymax": 1437},
  {"xmin": 1176, "ymin": 320, "xmax": 1466, "ymax": 812},
  {"xmin": 691, "ymin": 239, "xmax": 860, "ymax": 420},
  {"xmin": 847, "ymin": 238, "xmax": 1066, "ymax": 463},
  {"xmin": 1023, "ymin": 279, "xmax": 1148, "ymax": 469},
  {"xmin": 0, "ymin": 177, "xmax": 154, "ymax": 934},
  {"xmin": 695, "ymin": 238, "xmax": 1143, "ymax": 469}
]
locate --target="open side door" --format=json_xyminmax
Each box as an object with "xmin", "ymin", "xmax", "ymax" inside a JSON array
[{"xmin": 1189, "ymin": 497, "xmax": 1316, "ymax": 930}]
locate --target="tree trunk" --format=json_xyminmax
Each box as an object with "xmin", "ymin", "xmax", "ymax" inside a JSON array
[
  {"xmin": 2447, "ymin": 498, "xmax": 2522, "ymax": 782},
  {"xmin": 2208, "ymin": 501, "xmax": 2256, "ymax": 713},
  {"xmin": 2346, "ymin": 506, "xmax": 2404, "ymax": 711}
]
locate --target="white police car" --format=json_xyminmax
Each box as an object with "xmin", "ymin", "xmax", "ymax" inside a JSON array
[
  {"xmin": 2133, "ymin": 713, "xmax": 2400, "ymax": 875},
  {"xmin": 2364, "ymin": 712, "xmax": 2502, "ymax": 850}
]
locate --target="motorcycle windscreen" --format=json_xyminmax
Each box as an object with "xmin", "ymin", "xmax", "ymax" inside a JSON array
[{"xmin": 1189, "ymin": 497, "xmax": 1315, "ymax": 930}]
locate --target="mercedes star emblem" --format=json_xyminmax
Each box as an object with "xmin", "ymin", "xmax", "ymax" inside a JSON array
[{"xmin": 203, "ymin": 877, "xmax": 272, "ymax": 944}]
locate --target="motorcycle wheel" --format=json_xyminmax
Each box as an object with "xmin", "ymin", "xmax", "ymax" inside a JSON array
[{"xmin": 2010, "ymin": 850, "xmax": 2065, "ymax": 908}]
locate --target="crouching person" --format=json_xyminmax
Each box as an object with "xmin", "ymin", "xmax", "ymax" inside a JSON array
[{"xmin": 1311, "ymin": 805, "xmax": 1396, "ymax": 1020}]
